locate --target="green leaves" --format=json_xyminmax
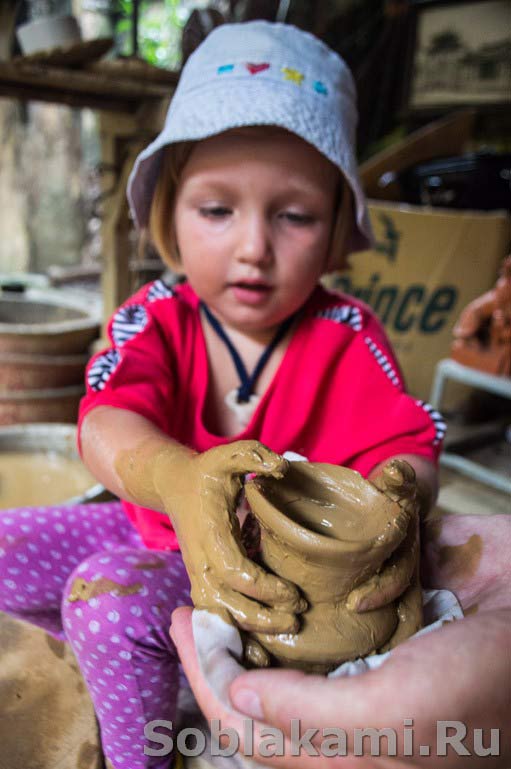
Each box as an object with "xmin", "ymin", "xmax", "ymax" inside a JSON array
[{"xmin": 115, "ymin": 0, "xmax": 187, "ymax": 68}]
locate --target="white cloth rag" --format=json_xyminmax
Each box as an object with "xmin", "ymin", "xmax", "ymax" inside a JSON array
[{"xmin": 179, "ymin": 589, "xmax": 464, "ymax": 769}]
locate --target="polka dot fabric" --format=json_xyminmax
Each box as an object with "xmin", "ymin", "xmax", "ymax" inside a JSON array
[{"xmin": 0, "ymin": 502, "xmax": 191, "ymax": 769}]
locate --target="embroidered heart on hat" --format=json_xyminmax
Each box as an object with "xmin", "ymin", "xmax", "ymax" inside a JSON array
[{"xmin": 246, "ymin": 62, "xmax": 270, "ymax": 75}]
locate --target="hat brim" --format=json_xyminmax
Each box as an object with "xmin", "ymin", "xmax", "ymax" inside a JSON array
[{"xmin": 127, "ymin": 77, "xmax": 373, "ymax": 257}]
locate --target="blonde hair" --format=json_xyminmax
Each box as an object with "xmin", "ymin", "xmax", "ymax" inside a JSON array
[
  {"xmin": 325, "ymin": 179, "xmax": 353, "ymax": 273},
  {"xmin": 148, "ymin": 134, "xmax": 354, "ymax": 274},
  {"xmin": 149, "ymin": 141, "xmax": 196, "ymax": 272}
]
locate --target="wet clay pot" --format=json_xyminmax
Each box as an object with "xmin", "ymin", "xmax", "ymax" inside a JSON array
[
  {"xmin": 245, "ymin": 461, "xmax": 420, "ymax": 672},
  {"xmin": 0, "ymin": 423, "xmax": 106, "ymax": 506}
]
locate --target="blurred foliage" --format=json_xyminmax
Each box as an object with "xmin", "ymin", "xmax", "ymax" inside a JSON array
[{"xmin": 114, "ymin": 0, "xmax": 192, "ymax": 68}]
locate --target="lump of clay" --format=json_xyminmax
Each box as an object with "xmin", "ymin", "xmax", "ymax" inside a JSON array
[{"xmin": 244, "ymin": 459, "xmax": 422, "ymax": 673}]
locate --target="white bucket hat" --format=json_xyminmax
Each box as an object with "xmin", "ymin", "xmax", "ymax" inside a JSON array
[{"xmin": 127, "ymin": 20, "xmax": 373, "ymax": 256}]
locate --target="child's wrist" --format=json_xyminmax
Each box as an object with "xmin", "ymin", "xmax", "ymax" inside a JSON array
[
  {"xmin": 151, "ymin": 443, "xmax": 198, "ymax": 506},
  {"xmin": 114, "ymin": 438, "xmax": 196, "ymax": 510}
]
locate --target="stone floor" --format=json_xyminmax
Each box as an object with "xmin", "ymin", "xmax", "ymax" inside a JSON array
[
  {"xmin": 433, "ymin": 464, "xmax": 510, "ymax": 518},
  {"xmin": 0, "ymin": 611, "xmax": 102, "ymax": 769},
  {"xmin": 431, "ymin": 416, "xmax": 510, "ymax": 518}
]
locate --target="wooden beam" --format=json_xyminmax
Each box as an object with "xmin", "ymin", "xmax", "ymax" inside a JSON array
[
  {"xmin": 0, "ymin": 81, "xmax": 136, "ymax": 111},
  {"xmin": 0, "ymin": 60, "xmax": 173, "ymax": 111}
]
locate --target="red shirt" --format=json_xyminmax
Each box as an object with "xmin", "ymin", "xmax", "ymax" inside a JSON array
[{"xmin": 79, "ymin": 280, "xmax": 444, "ymax": 550}]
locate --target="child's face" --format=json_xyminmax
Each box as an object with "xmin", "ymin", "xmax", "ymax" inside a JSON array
[{"xmin": 173, "ymin": 128, "xmax": 339, "ymax": 342}]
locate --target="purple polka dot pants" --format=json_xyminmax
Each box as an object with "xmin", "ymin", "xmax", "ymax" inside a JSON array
[{"xmin": 0, "ymin": 502, "xmax": 191, "ymax": 769}]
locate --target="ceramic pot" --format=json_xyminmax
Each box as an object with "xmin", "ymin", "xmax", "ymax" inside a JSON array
[
  {"xmin": 0, "ymin": 289, "xmax": 100, "ymax": 355},
  {"xmin": 245, "ymin": 461, "xmax": 416, "ymax": 672},
  {"xmin": 0, "ymin": 423, "xmax": 106, "ymax": 505},
  {"xmin": 0, "ymin": 385, "xmax": 84, "ymax": 425},
  {"xmin": 16, "ymin": 14, "xmax": 81, "ymax": 55},
  {"xmin": 0, "ymin": 351, "xmax": 88, "ymax": 390}
]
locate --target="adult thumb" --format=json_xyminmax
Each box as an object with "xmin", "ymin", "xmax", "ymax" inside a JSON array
[{"xmin": 228, "ymin": 665, "xmax": 390, "ymax": 736}]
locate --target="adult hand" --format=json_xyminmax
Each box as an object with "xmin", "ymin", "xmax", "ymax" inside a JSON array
[
  {"xmin": 155, "ymin": 440, "xmax": 306, "ymax": 634},
  {"xmin": 171, "ymin": 514, "xmax": 511, "ymax": 767}
]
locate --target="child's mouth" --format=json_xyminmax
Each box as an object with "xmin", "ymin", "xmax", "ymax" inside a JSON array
[{"xmin": 230, "ymin": 282, "xmax": 272, "ymax": 304}]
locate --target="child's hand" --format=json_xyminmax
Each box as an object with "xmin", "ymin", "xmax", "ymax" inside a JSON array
[
  {"xmin": 346, "ymin": 459, "xmax": 420, "ymax": 613},
  {"xmin": 153, "ymin": 440, "xmax": 307, "ymax": 634}
]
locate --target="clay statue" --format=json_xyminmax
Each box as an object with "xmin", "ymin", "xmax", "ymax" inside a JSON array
[
  {"xmin": 451, "ymin": 255, "xmax": 511, "ymax": 376},
  {"xmin": 243, "ymin": 458, "xmax": 422, "ymax": 673}
]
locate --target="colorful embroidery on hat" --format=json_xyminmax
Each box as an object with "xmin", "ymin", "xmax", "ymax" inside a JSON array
[
  {"xmin": 217, "ymin": 64, "xmax": 235, "ymax": 74},
  {"xmin": 282, "ymin": 67, "xmax": 304, "ymax": 84},
  {"xmin": 246, "ymin": 62, "xmax": 270, "ymax": 75},
  {"xmin": 313, "ymin": 80, "xmax": 328, "ymax": 95}
]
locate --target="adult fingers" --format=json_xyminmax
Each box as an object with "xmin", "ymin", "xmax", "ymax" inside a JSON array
[
  {"xmin": 228, "ymin": 612, "xmax": 511, "ymax": 767},
  {"xmin": 170, "ymin": 606, "xmax": 240, "ymax": 723},
  {"xmin": 170, "ymin": 610, "xmax": 398, "ymax": 769}
]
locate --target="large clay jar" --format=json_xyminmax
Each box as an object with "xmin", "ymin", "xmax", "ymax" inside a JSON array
[{"xmin": 245, "ymin": 461, "xmax": 421, "ymax": 673}]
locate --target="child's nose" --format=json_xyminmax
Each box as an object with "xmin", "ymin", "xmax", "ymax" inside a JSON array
[{"xmin": 235, "ymin": 213, "xmax": 273, "ymax": 267}]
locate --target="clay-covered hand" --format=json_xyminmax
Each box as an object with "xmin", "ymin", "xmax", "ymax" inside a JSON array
[
  {"xmin": 346, "ymin": 459, "xmax": 420, "ymax": 613},
  {"xmin": 152, "ymin": 440, "xmax": 307, "ymax": 634},
  {"xmin": 171, "ymin": 514, "xmax": 511, "ymax": 768}
]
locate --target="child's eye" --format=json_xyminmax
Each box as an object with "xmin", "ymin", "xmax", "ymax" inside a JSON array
[
  {"xmin": 281, "ymin": 212, "xmax": 315, "ymax": 225},
  {"xmin": 199, "ymin": 206, "xmax": 231, "ymax": 219}
]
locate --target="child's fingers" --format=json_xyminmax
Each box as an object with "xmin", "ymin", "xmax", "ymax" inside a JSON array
[
  {"xmin": 222, "ymin": 441, "xmax": 288, "ymax": 477},
  {"xmin": 346, "ymin": 506, "xmax": 417, "ymax": 613},
  {"xmin": 220, "ymin": 589, "xmax": 301, "ymax": 634},
  {"xmin": 207, "ymin": 531, "xmax": 305, "ymax": 613},
  {"xmin": 223, "ymin": 562, "xmax": 307, "ymax": 614},
  {"xmin": 346, "ymin": 539, "xmax": 416, "ymax": 612}
]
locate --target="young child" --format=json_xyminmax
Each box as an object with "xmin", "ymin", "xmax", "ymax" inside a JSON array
[{"xmin": 0, "ymin": 21, "xmax": 444, "ymax": 769}]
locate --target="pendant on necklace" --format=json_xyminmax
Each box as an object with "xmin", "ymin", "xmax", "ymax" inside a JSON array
[{"xmin": 224, "ymin": 389, "xmax": 260, "ymax": 428}]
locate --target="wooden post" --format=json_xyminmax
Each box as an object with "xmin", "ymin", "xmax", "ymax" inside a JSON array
[
  {"xmin": 98, "ymin": 99, "xmax": 169, "ymax": 337},
  {"xmin": 0, "ymin": 2, "xmax": 17, "ymax": 60}
]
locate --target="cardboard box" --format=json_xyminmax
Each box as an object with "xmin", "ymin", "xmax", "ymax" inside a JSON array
[{"xmin": 325, "ymin": 202, "xmax": 510, "ymax": 400}]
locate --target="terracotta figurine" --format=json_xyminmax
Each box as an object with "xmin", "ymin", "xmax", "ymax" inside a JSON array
[{"xmin": 451, "ymin": 255, "xmax": 511, "ymax": 376}]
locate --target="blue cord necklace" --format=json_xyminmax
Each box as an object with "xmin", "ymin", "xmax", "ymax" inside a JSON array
[{"xmin": 200, "ymin": 301, "xmax": 297, "ymax": 427}]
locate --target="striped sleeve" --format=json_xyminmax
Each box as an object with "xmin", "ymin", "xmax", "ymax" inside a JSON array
[{"xmin": 78, "ymin": 280, "xmax": 177, "ymax": 445}]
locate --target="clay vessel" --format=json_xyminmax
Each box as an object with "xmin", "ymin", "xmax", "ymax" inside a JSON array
[
  {"xmin": 0, "ymin": 290, "xmax": 100, "ymax": 355},
  {"xmin": 0, "ymin": 385, "xmax": 84, "ymax": 425},
  {"xmin": 245, "ymin": 461, "xmax": 419, "ymax": 672},
  {"xmin": 0, "ymin": 423, "xmax": 106, "ymax": 505},
  {"xmin": 0, "ymin": 351, "xmax": 89, "ymax": 390}
]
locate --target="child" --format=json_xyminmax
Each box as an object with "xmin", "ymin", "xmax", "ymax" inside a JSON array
[{"xmin": 0, "ymin": 21, "xmax": 444, "ymax": 769}]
